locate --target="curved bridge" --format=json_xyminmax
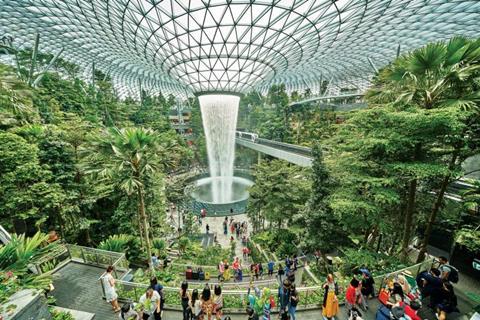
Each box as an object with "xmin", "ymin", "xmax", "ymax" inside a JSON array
[
  {"xmin": 235, "ymin": 131, "xmax": 478, "ymax": 203},
  {"xmin": 235, "ymin": 131, "xmax": 312, "ymax": 167}
]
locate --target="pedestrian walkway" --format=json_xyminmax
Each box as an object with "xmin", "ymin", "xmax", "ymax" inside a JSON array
[{"xmin": 202, "ymin": 214, "xmax": 251, "ymax": 262}]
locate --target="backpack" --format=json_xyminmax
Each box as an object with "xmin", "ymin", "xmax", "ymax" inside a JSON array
[{"xmin": 447, "ymin": 265, "xmax": 459, "ymax": 283}]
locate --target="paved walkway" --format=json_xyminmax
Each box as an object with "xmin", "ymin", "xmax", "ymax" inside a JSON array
[
  {"xmin": 52, "ymin": 262, "xmax": 118, "ymax": 320},
  {"xmin": 202, "ymin": 214, "xmax": 250, "ymax": 260}
]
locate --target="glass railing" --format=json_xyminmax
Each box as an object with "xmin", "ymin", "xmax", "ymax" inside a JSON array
[
  {"xmin": 67, "ymin": 244, "xmax": 129, "ymax": 279},
  {"xmin": 109, "ymin": 257, "xmax": 435, "ymax": 311},
  {"xmin": 32, "ymin": 242, "xmax": 70, "ymax": 274}
]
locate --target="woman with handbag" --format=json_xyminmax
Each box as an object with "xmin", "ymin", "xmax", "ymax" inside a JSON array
[{"xmin": 322, "ymin": 274, "xmax": 339, "ymax": 320}]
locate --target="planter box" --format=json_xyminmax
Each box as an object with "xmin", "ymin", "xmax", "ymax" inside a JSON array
[{"xmin": 1, "ymin": 289, "xmax": 50, "ymax": 320}]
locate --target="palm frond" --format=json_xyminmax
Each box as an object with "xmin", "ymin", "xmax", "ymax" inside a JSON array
[
  {"xmin": 408, "ymin": 42, "xmax": 446, "ymax": 75},
  {"xmin": 445, "ymin": 36, "xmax": 470, "ymax": 66}
]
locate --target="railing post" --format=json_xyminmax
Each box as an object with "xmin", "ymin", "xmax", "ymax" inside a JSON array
[
  {"xmin": 95, "ymin": 252, "xmax": 100, "ymax": 266},
  {"xmin": 66, "ymin": 244, "xmax": 72, "ymax": 261},
  {"xmin": 81, "ymin": 247, "xmax": 86, "ymax": 263}
]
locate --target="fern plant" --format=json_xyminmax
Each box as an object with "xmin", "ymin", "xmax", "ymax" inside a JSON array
[{"xmin": 98, "ymin": 234, "xmax": 130, "ymax": 252}]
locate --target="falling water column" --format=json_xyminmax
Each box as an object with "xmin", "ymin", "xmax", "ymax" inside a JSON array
[{"xmin": 198, "ymin": 94, "xmax": 240, "ymax": 203}]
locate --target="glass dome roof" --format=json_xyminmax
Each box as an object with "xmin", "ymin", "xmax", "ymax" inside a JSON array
[{"xmin": 1, "ymin": 0, "xmax": 480, "ymax": 97}]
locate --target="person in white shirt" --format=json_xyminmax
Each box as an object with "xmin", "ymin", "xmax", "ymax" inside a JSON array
[
  {"xmin": 103, "ymin": 265, "xmax": 120, "ymax": 313},
  {"xmin": 139, "ymin": 288, "xmax": 161, "ymax": 320},
  {"xmin": 190, "ymin": 289, "xmax": 203, "ymax": 320}
]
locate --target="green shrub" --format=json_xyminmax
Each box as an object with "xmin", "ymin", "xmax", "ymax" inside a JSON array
[
  {"xmin": 252, "ymin": 229, "xmax": 299, "ymax": 258},
  {"xmin": 98, "ymin": 234, "xmax": 130, "ymax": 252},
  {"xmin": 455, "ymin": 227, "xmax": 480, "ymax": 252},
  {"xmin": 339, "ymin": 248, "xmax": 406, "ymax": 276},
  {"xmin": 98, "ymin": 234, "xmax": 144, "ymax": 263},
  {"xmin": 177, "ymin": 237, "xmax": 190, "ymax": 253},
  {"xmin": 50, "ymin": 309, "xmax": 74, "ymax": 320},
  {"xmin": 152, "ymin": 238, "xmax": 167, "ymax": 258},
  {"xmin": 195, "ymin": 245, "xmax": 230, "ymax": 265}
]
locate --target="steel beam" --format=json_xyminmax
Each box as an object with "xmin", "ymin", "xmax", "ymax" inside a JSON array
[
  {"xmin": 27, "ymin": 33, "xmax": 40, "ymax": 86},
  {"xmin": 33, "ymin": 47, "xmax": 64, "ymax": 87},
  {"xmin": 367, "ymin": 57, "xmax": 378, "ymax": 74},
  {"xmin": 91, "ymin": 61, "xmax": 96, "ymax": 100}
]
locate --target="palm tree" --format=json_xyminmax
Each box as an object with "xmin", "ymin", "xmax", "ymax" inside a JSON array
[
  {"xmin": 84, "ymin": 127, "xmax": 175, "ymax": 268},
  {"xmin": 367, "ymin": 37, "xmax": 480, "ymax": 261},
  {"xmin": 0, "ymin": 232, "xmax": 58, "ymax": 303}
]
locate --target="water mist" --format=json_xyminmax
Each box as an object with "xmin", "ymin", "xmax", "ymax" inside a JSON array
[{"xmin": 198, "ymin": 94, "xmax": 239, "ymax": 203}]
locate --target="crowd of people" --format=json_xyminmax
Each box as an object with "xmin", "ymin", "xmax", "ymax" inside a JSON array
[
  {"xmin": 105, "ymin": 257, "xmax": 461, "ymax": 320},
  {"xmin": 106, "ymin": 202, "xmax": 464, "ymax": 320},
  {"xmin": 315, "ymin": 257, "xmax": 460, "ymax": 320},
  {"xmin": 103, "ymin": 265, "xmax": 165, "ymax": 320},
  {"xmin": 246, "ymin": 279, "xmax": 299, "ymax": 320},
  {"xmin": 179, "ymin": 282, "xmax": 226, "ymax": 320}
]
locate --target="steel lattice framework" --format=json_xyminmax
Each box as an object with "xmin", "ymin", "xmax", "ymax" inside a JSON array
[{"xmin": 1, "ymin": 0, "xmax": 480, "ymax": 97}]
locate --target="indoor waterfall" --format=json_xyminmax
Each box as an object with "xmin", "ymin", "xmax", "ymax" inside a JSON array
[{"xmin": 198, "ymin": 94, "xmax": 240, "ymax": 203}]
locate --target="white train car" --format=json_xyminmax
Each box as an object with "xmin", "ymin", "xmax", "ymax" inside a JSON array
[{"xmin": 236, "ymin": 131, "xmax": 258, "ymax": 143}]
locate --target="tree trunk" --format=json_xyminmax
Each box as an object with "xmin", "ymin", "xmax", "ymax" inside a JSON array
[
  {"xmin": 137, "ymin": 205, "xmax": 145, "ymax": 249},
  {"xmin": 57, "ymin": 207, "xmax": 66, "ymax": 239},
  {"xmin": 416, "ymin": 152, "xmax": 459, "ymax": 263},
  {"xmin": 85, "ymin": 229, "xmax": 92, "ymax": 246},
  {"xmin": 400, "ymin": 179, "xmax": 417, "ymax": 262},
  {"xmin": 367, "ymin": 227, "xmax": 379, "ymax": 247},
  {"xmin": 138, "ymin": 188, "xmax": 153, "ymax": 271},
  {"xmin": 376, "ymin": 233, "xmax": 383, "ymax": 253},
  {"xmin": 363, "ymin": 225, "xmax": 370, "ymax": 244},
  {"xmin": 296, "ymin": 118, "xmax": 304, "ymax": 144},
  {"xmin": 320, "ymin": 251, "xmax": 330, "ymax": 274},
  {"xmin": 388, "ymin": 232, "xmax": 399, "ymax": 255}
]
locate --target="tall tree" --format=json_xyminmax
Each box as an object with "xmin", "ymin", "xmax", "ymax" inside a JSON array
[
  {"xmin": 299, "ymin": 145, "xmax": 349, "ymax": 264},
  {"xmin": 368, "ymin": 37, "xmax": 480, "ymax": 261},
  {"xmin": 83, "ymin": 127, "xmax": 176, "ymax": 267},
  {"xmin": 247, "ymin": 160, "xmax": 310, "ymax": 231}
]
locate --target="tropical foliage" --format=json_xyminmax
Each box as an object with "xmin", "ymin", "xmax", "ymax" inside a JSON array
[
  {"xmin": 0, "ymin": 233, "xmax": 58, "ymax": 305},
  {"xmin": 245, "ymin": 37, "xmax": 480, "ymax": 265},
  {"xmin": 0, "ymin": 47, "xmax": 192, "ymax": 254}
]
